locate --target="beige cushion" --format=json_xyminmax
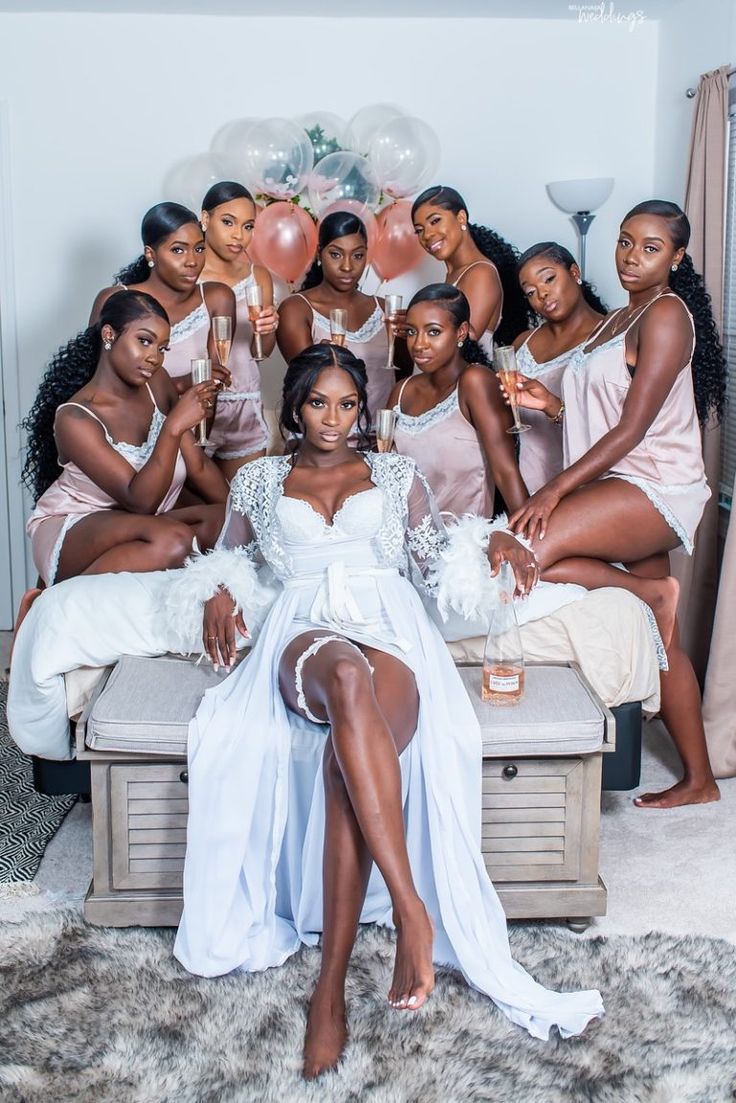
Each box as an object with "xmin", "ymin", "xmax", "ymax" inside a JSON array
[{"xmin": 457, "ymin": 666, "xmax": 605, "ymax": 757}]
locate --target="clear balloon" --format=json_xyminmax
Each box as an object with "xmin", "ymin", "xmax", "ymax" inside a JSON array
[
  {"xmin": 369, "ymin": 116, "xmax": 441, "ymax": 199},
  {"xmin": 209, "ymin": 118, "xmax": 257, "ymax": 187},
  {"xmin": 345, "ymin": 103, "xmax": 406, "ymax": 156},
  {"xmin": 371, "ymin": 200, "xmax": 425, "ymax": 282},
  {"xmin": 297, "ymin": 112, "xmax": 347, "ymax": 164},
  {"xmin": 319, "ymin": 200, "xmax": 378, "ymax": 259},
  {"xmin": 307, "ymin": 152, "xmax": 380, "ymax": 219},
  {"xmin": 163, "ymin": 154, "xmax": 222, "ymax": 214},
  {"xmin": 244, "ymin": 118, "xmax": 314, "ymax": 200},
  {"xmin": 251, "ymin": 201, "xmax": 318, "ymax": 285}
]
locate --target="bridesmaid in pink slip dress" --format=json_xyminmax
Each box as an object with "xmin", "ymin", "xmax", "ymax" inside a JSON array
[
  {"xmin": 23, "ymin": 291, "xmax": 228, "ymax": 584},
  {"xmin": 90, "ymin": 202, "xmax": 236, "ymax": 397},
  {"xmin": 277, "ymin": 210, "xmax": 401, "ymax": 423},
  {"xmin": 200, "ymin": 182, "xmax": 279, "ymax": 480},
  {"xmin": 505, "ymin": 201, "xmax": 727, "ymax": 810},
  {"xmin": 411, "ymin": 185, "xmax": 535, "ymax": 361},
  {"xmin": 390, "ymin": 284, "xmax": 527, "ymax": 518},
  {"xmin": 512, "ymin": 241, "xmax": 607, "ymax": 493}
]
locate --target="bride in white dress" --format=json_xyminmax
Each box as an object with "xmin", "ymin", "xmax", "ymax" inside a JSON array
[{"xmin": 165, "ymin": 343, "xmax": 603, "ymax": 1077}]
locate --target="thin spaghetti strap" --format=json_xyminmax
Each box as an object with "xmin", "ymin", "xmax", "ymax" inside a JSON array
[
  {"xmin": 144, "ymin": 382, "xmax": 159, "ymax": 411},
  {"xmin": 199, "ymin": 283, "xmax": 206, "ymax": 306},
  {"xmin": 55, "ymin": 402, "xmax": 111, "ymax": 437},
  {"xmin": 451, "ymin": 260, "xmax": 497, "ymax": 287},
  {"xmin": 396, "ymin": 377, "xmax": 412, "ymax": 410},
  {"xmin": 292, "ymin": 292, "xmax": 314, "ymax": 317}
]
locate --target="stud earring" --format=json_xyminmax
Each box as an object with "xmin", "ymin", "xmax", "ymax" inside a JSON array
[
  {"xmin": 576, "ymin": 278, "xmax": 583, "ymax": 285},
  {"xmin": 148, "ymin": 259, "xmax": 155, "ymax": 269},
  {"xmin": 104, "ymin": 340, "xmax": 112, "ymax": 350},
  {"xmin": 461, "ymin": 224, "xmax": 467, "ymax": 232},
  {"xmin": 457, "ymin": 340, "xmax": 464, "ymax": 347},
  {"xmin": 671, "ymin": 264, "xmax": 679, "ymax": 271}
]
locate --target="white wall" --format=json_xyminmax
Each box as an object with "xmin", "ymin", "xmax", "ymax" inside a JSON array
[{"xmin": 0, "ymin": 10, "xmax": 659, "ymax": 587}]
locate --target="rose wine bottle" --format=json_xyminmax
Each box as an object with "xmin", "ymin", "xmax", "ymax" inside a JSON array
[{"xmin": 482, "ymin": 566, "xmax": 525, "ymax": 706}]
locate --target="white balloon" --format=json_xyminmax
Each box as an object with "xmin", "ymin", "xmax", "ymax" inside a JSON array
[
  {"xmin": 163, "ymin": 153, "xmax": 222, "ymax": 213},
  {"xmin": 209, "ymin": 118, "xmax": 257, "ymax": 186},
  {"xmin": 244, "ymin": 117, "xmax": 314, "ymax": 200},
  {"xmin": 307, "ymin": 152, "xmax": 381, "ymax": 218},
  {"xmin": 296, "ymin": 112, "xmax": 347, "ymax": 163},
  {"xmin": 368, "ymin": 116, "xmax": 441, "ymax": 199},
  {"xmin": 345, "ymin": 103, "xmax": 405, "ymax": 156}
]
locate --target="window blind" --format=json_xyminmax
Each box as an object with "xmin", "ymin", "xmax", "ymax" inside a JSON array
[{"xmin": 721, "ymin": 103, "xmax": 736, "ymax": 508}]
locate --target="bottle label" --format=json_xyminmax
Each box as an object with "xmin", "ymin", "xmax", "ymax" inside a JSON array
[{"xmin": 489, "ymin": 673, "xmax": 520, "ymax": 692}]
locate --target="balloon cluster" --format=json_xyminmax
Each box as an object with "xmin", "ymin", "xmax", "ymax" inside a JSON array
[{"xmin": 163, "ymin": 104, "xmax": 440, "ymax": 286}]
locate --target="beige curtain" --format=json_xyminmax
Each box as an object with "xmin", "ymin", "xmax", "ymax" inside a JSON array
[
  {"xmin": 671, "ymin": 65, "xmax": 730, "ymax": 682},
  {"xmin": 703, "ymin": 475, "xmax": 736, "ymax": 776}
]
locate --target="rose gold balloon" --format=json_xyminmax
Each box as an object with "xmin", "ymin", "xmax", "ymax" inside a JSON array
[
  {"xmin": 251, "ymin": 201, "xmax": 318, "ymax": 285},
  {"xmin": 371, "ymin": 200, "xmax": 425, "ymax": 282},
  {"xmin": 319, "ymin": 200, "xmax": 378, "ymax": 260}
]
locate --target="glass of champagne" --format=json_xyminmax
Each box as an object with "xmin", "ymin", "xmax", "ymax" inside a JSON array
[
  {"xmin": 384, "ymin": 293, "xmax": 403, "ymax": 371},
  {"xmin": 191, "ymin": 358, "xmax": 212, "ymax": 447},
  {"xmin": 375, "ymin": 408, "xmax": 396, "ymax": 453},
  {"xmin": 212, "ymin": 316, "xmax": 232, "ymax": 388},
  {"xmin": 329, "ymin": 307, "xmax": 348, "ymax": 347},
  {"xmin": 495, "ymin": 345, "xmax": 531, "ymax": 434},
  {"xmin": 245, "ymin": 284, "xmax": 265, "ymax": 362}
]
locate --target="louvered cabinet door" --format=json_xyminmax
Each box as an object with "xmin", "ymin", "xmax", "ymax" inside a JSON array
[
  {"xmin": 481, "ymin": 758, "xmax": 583, "ymax": 882},
  {"xmin": 109, "ymin": 764, "xmax": 189, "ymax": 890}
]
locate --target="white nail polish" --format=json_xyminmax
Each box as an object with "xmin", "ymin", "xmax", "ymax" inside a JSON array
[{"xmin": 408, "ymin": 996, "xmax": 417, "ymax": 1006}]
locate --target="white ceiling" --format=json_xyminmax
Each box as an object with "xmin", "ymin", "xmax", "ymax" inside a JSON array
[{"xmin": 0, "ymin": 0, "xmax": 680, "ymax": 17}]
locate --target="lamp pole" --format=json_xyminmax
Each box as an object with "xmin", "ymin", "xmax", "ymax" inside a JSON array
[{"xmin": 571, "ymin": 212, "xmax": 595, "ymax": 280}]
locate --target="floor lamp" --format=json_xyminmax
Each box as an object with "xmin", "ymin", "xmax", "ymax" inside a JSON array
[{"xmin": 545, "ymin": 178, "xmax": 614, "ymax": 280}]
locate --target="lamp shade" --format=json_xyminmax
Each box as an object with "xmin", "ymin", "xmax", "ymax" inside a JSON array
[{"xmin": 545, "ymin": 177, "xmax": 614, "ymax": 214}]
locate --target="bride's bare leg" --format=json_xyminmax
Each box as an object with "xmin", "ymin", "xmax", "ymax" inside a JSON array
[
  {"xmin": 279, "ymin": 634, "xmax": 433, "ymax": 1078},
  {"xmin": 531, "ymin": 484, "xmax": 718, "ymax": 808}
]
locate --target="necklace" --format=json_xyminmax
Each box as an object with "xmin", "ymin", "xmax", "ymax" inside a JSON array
[{"xmin": 607, "ymin": 289, "xmax": 668, "ymax": 339}]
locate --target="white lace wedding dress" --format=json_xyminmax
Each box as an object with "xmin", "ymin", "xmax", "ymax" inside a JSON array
[{"xmin": 170, "ymin": 452, "xmax": 603, "ymax": 1039}]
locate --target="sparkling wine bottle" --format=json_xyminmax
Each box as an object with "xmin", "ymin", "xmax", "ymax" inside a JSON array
[{"xmin": 482, "ymin": 564, "xmax": 525, "ymax": 706}]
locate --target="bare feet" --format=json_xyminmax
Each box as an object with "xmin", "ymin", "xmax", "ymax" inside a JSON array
[
  {"xmin": 638, "ymin": 576, "xmax": 680, "ymax": 651},
  {"xmin": 302, "ymin": 984, "xmax": 347, "ymax": 1080},
  {"xmin": 9, "ymin": 588, "xmax": 43, "ymax": 665},
  {"xmin": 388, "ymin": 900, "xmax": 435, "ymax": 1011},
  {"xmin": 634, "ymin": 778, "xmax": 720, "ymax": 809}
]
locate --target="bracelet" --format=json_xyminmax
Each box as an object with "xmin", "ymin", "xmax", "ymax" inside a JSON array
[{"xmin": 547, "ymin": 401, "xmax": 565, "ymax": 424}]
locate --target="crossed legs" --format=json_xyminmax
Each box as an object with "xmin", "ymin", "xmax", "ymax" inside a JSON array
[
  {"xmin": 526, "ymin": 480, "xmax": 719, "ymax": 808},
  {"xmin": 278, "ymin": 630, "xmax": 433, "ymax": 1079}
]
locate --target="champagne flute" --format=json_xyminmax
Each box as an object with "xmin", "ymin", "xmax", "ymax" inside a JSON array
[
  {"xmin": 212, "ymin": 316, "xmax": 232, "ymax": 387},
  {"xmin": 375, "ymin": 408, "xmax": 396, "ymax": 453},
  {"xmin": 329, "ymin": 307, "xmax": 348, "ymax": 347},
  {"xmin": 495, "ymin": 345, "xmax": 531, "ymax": 434},
  {"xmin": 384, "ymin": 293, "xmax": 403, "ymax": 371},
  {"xmin": 245, "ymin": 284, "xmax": 265, "ymax": 362},
  {"xmin": 191, "ymin": 358, "xmax": 212, "ymax": 447}
]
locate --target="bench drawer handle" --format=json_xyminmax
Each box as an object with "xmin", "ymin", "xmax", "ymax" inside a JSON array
[
  {"xmin": 179, "ymin": 770, "xmax": 189, "ymax": 785},
  {"xmin": 502, "ymin": 764, "xmax": 518, "ymax": 780}
]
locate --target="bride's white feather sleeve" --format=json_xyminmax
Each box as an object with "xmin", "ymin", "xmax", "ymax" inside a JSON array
[{"xmin": 163, "ymin": 482, "xmax": 278, "ymax": 655}]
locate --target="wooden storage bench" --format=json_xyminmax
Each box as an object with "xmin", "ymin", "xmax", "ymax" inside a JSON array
[{"xmin": 79, "ymin": 656, "xmax": 612, "ymax": 930}]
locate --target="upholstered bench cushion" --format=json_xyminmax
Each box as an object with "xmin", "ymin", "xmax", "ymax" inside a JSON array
[
  {"xmin": 85, "ymin": 655, "xmax": 226, "ymax": 756},
  {"xmin": 457, "ymin": 666, "xmax": 605, "ymax": 757}
]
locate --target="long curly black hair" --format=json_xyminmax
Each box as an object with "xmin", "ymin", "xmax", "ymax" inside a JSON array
[
  {"xmin": 300, "ymin": 211, "xmax": 368, "ymax": 292},
  {"xmin": 280, "ymin": 343, "xmax": 371, "ymax": 450},
  {"xmin": 22, "ymin": 291, "xmax": 170, "ymax": 503},
  {"xmin": 516, "ymin": 241, "xmax": 608, "ymax": 316},
  {"xmin": 622, "ymin": 200, "xmax": 726, "ymax": 424},
  {"xmin": 411, "ymin": 186, "xmax": 535, "ymax": 346},
  {"xmin": 114, "ymin": 202, "xmax": 202, "ymax": 286},
  {"xmin": 406, "ymin": 283, "xmax": 491, "ymax": 368}
]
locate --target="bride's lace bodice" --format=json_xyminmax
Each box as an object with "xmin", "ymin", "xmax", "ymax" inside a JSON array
[{"xmin": 218, "ymin": 453, "xmax": 447, "ymax": 593}]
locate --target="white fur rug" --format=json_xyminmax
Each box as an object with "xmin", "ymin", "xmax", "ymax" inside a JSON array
[{"xmin": 0, "ymin": 910, "xmax": 734, "ymax": 1102}]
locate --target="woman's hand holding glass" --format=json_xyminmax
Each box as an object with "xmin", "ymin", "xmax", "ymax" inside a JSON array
[
  {"xmin": 203, "ymin": 589, "xmax": 250, "ymax": 672},
  {"xmin": 167, "ymin": 379, "xmax": 220, "ymax": 438},
  {"xmin": 488, "ymin": 531, "xmax": 539, "ymax": 598},
  {"xmin": 497, "ymin": 373, "xmax": 562, "ymax": 419}
]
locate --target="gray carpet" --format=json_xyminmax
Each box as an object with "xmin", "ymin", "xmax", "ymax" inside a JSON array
[
  {"xmin": 0, "ymin": 686, "xmax": 76, "ymax": 884},
  {"xmin": 0, "ymin": 911, "xmax": 734, "ymax": 1102}
]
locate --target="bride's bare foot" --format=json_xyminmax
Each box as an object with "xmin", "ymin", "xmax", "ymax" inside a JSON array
[
  {"xmin": 388, "ymin": 899, "xmax": 435, "ymax": 1011},
  {"xmin": 9, "ymin": 588, "xmax": 43, "ymax": 665},
  {"xmin": 634, "ymin": 777, "xmax": 720, "ymax": 809},
  {"xmin": 638, "ymin": 576, "xmax": 679, "ymax": 650},
  {"xmin": 302, "ymin": 983, "xmax": 347, "ymax": 1080}
]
